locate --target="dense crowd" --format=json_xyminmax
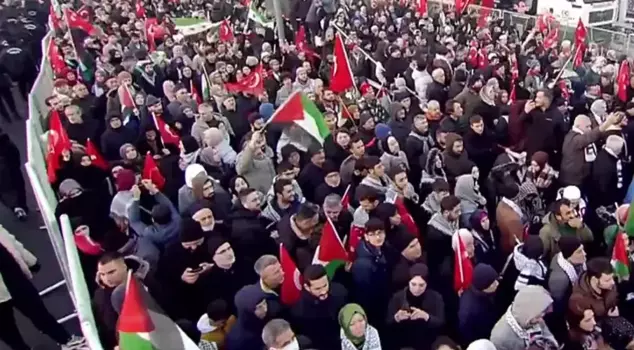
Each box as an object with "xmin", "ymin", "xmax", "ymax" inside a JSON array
[{"xmin": 5, "ymin": 0, "xmax": 634, "ymax": 349}]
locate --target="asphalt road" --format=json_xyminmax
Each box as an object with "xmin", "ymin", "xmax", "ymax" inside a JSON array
[{"xmin": 0, "ymin": 89, "xmax": 81, "ymax": 350}]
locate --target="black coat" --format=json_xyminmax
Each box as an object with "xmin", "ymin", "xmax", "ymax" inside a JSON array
[
  {"xmin": 386, "ymin": 287, "xmax": 446, "ymax": 350},
  {"xmin": 350, "ymin": 240, "xmax": 392, "ymax": 327},
  {"xmin": 278, "ymin": 215, "xmax": 318, "ymax": 272},
  {"xmin": 229, "ymin": 205, "xmax": 277, "ymax": 266},
  {"xmin": 458, "ymin": 287, "xmax": 499, "ymax": 345},
  {"xmin": 298, "ymin": 162, "xmax": 326, "ymax": 203},
  {"xmin": 426, "ymin": 81, "xmax": 449, "ymax": 113},
  {"xmin": 290, "ymin": 284, "xmax": 348, "ymax": 350},
  {"xmin": 591, "ymin": 149, "xmax": 624, "ymax": 207}
]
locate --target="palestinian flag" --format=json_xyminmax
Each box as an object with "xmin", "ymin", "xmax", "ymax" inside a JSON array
[
  {"xmin": 313, "ymin": 217, "xmax": 348, "ymax": 278},
  {"xmin": 118, "ymin": 272, "xmax": 155, "ymax": 350},
  {"xmin": 266, "ymin": 92, "xmax": 330, "ymax": 145},
  {"xmin": 118, "ymin": 271, "xmax": 200, "ymax": 349},
  {"xmin": 612, "ymin": 232, "xmax": 630, "ymax": 282},
  {"xmin": 248, "ymin": 2, "xmax": 274, "ymax": 29}
]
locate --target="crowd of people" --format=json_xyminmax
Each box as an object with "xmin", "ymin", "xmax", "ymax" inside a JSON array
[{"xmin": 4, "ymin": 0, "xmax": 634, "ymax": 349}]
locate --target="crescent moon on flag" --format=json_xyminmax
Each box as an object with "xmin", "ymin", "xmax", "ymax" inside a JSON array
[{"xmin": 248, "ymin": 73, "xmax": 261, "ymax": 89}]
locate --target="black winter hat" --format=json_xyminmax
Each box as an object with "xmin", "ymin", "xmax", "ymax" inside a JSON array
[
  {"xmin": 391, "ymin": 230, "xmax": 417, "ymax": 253},
  {"xmin": 558, "ymin": 235, "xmax": 582, "ymax": 259},
  {"xmin": 207, "ymin": 236, "xmax": 229, "ymax": 256},
  {"xmin": 472, "ymin": 263, "xmax": 499, "ymax": 291},
  {"xmin": 180, "ymin": 218, "xmax": 205, "ymax": 243}
]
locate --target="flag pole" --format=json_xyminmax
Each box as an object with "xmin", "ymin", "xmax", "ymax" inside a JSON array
[
  {"xmin": 332, "ymin": 24, "xmax": 384, "ymax": 73},
  {"xmin": 62, "ymin": 9, "xmax": 81, "ymax": 64},
  {"xmin": 548, "ymin": 45, "xmax": 575, "ymax": 89}
]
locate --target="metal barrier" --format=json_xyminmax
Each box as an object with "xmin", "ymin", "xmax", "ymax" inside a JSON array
[{"xmin": 25, "ymin": 33, "xmax": 103, "ymax": 350}]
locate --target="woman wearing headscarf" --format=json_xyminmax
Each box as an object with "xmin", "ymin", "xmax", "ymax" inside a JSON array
[
  {"xmin": 338, "ymin": 303, "xmax": 382, "ymax": 350},
  {"xmin": 526, "ymin": 151, "xmax": 559, "ymax": 203},
  {"xmin": 419, "ymin": 148, "xmax": 448, "ymax": 198},
  {"xmin": 225, "ymin": 284, "xmax": 273, "ymax": 350},
  {"xmin": 454, "ymin": 173, "xmax": 487, "ymax": 227},
  {"xmin": 180, "ymin": 135, "xmax": 229, "ymax": 183},
  {"xmin": 56, "ymin": 178, "xmax": 112, "ymax": 230},
  {"xmin": 380, "ymin": 135, "xmax": 409, "ymax": 174},
  {"xmin": 202, "ymin": 127, "xmax": 237, "ymax": 168},
  {"xmin": 386, "ymin": 263, "xmax": 445, "ymax": 350},
  {"xmin": 118, "ymin": 143, "xmax": 144, "ymax": 173},
  {"xmin": 469, "ymin": 210, "xmax": 499, "ymax": 267}
]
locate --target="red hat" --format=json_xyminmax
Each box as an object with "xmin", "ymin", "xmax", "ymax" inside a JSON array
[{"xmin": 359, "ymin": 82, "xmax": 373, "ymax": 95}]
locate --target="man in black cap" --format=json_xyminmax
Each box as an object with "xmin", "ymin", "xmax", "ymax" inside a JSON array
[
  {"xmin": 159, "ymin": 218, "xmax": 214, "ymax": 321},
  {"xmin": 314, "ymin": 160, "xmax": 346, "ymax": 206},
  {"xmin": 458, "ymin": 263, "xmax": 500, "ymax": 345},
  {"xmin": 390, "ymin": 230, "xmax": 424, "ymax": 293}
]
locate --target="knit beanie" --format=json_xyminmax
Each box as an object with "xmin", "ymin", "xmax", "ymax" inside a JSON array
[
  {"xmin": 522, "ymin": 236, "xmax": 544, "ymax": 260},
  {"xmin": 181, "ymin": 135, "xmax": 200, "ymax": 154},
  {"xmin": 259, "ymin": 103, "xmax": 275, "ymax": 120},
  {"xmin": 390, "ymin": 230, "xmax": 416, "ymax": 253},
  {"xmin": 531, "ymin": 151, "xmax": 549, "ymax": 168},
  {"xmin": 115, "ymin": 169, "xmax": 136, "ymax": 191},
  {"xmin": 472, "ymin": 263, "xmax": 498, "ymax": 291},
  {"xmin": 180, "ymin": 218, "xmax": 205, "ymax": 243},
  {"xmin": 207, "ymin": 236, "xmax": 228, "ymax": 256},
  {"xmin": 558, "ymin": 235, "xmax": 582, "ymax": 259}
]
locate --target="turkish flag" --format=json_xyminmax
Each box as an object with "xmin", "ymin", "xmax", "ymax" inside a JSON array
[
  {"xmin": 47, "ymin": 110, "xmax": 72, "ymax": 183},
  {"xmin": 575, "ymin": 18, "xmax": 587, "ymax": 46},
  {"xmin": 573, "ymin": 42, "xmax": 586, "ymax": 68},
  {"xmin": 64, "ymin": 8, "xmax": 98, "ymax": 35},
  {"xmin": 225, "ymin": 65, "xmax": 264, "ymax": 95},
  {"xmin": 617, "ymin": 60, "xmax": 630, "ymax": 103},
  {"xmin": 219, "ymin": 19, "xmax": 234, "ymax": 42},
  {"xmin": 142, "ymin": 152, "xmax": 166, "ymax": 190},
  {"xmin": 280, "ymin": 244, "xmax": 302, "ymax": 305},
  {"xmin": 152, "ymin": 113, "xmax": 180, "ymax": 146},
  {"xmin": 330, "ymin": 33, "xmax": 355, "ymax": 93},
  {"xmin": 136, "ymin": 1, "xmax": 146, "ymax": 18},
  {"xmin": 417, "ymin": 0, "xmax": 427, "ymax": 15},
  {"xmin": 48, "ymin": 41, "xmax": 67, "ymax": 76},
  {"xmin": 454, "ymin": 233, "xmax": 474, "ymax": 293},
  {"xmin": 85, "ymin": 138, "xmax": 109, "ymax": 170}
]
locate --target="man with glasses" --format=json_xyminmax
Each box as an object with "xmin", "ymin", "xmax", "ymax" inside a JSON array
[{"xmin": 351, "ymin": 218, "xmax": 393, "ymax": 327}]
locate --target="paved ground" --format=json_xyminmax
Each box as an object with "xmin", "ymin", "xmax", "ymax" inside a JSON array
[{"xmin": 0, "ymin": 89, "xmax": 81, "ymax": 350}]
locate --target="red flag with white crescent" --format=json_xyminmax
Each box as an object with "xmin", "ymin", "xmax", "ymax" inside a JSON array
[
  {"xmin": 330, "ymin": 33, "xmax": 355, "ymax": 93},
  {"xmin": 617, "ymin": 60, "xmax": 630, "ymax": 103},
  {"xmin": 219, "ymin": 19, "xmax": 234, "ymax": 42},
  {"xmin": 225, "ymin": 65, "xmax": 264, "ymax": 95}
]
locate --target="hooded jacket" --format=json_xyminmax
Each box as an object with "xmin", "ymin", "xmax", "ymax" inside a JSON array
[
  {"xmin": 101, "ymin": 115, "xmax": 137, "ymax": 161},
  {"xmin": 490, "ymin": 285, "xmax": 557, "ymax": 350},
  {"xmin": 225, "ymin": 285, "xmax": 269, "ymax": 350},
  {"xmin": 443, "ymin": 133, "xmax": 475, "ymax": 184}
]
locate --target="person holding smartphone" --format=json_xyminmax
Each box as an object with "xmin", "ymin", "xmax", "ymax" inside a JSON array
[{"xmin": 159, "ymin": 217, "xmax": 214, "ymax": 321}]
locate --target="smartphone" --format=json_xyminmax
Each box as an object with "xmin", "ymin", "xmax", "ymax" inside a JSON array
[{"xmin": 190, "ymin": 266, "xmax": 203, "ymax": 273}]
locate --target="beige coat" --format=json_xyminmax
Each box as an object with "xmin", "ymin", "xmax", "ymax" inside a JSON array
[{"xmin": 0, "ymin": 225, "xmax": 37, "ymax": 303}]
